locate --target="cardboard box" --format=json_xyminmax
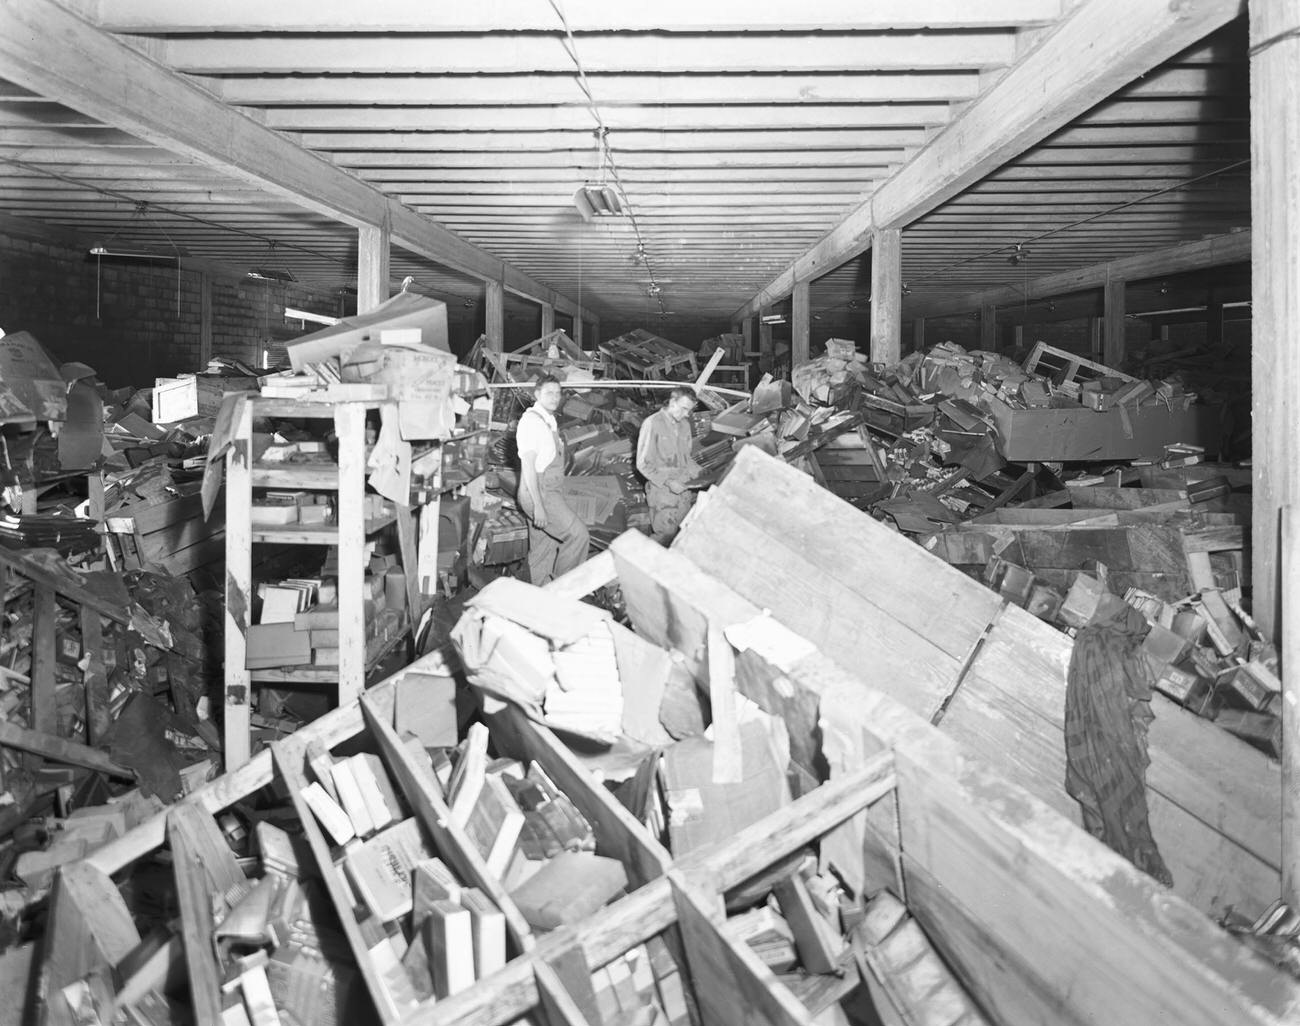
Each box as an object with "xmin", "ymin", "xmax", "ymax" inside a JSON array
[{"xmin": 152, "ymin": 374, "xmax": 259, "ymax": 424}]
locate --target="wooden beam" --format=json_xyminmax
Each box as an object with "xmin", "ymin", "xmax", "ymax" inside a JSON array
[
  {"xmin": 903, "ymin": 231, "xmax": 1252, "ymax": 319},
  {"xmin": 0, "ymin": 721, "xmax": 135, "ymax": 779},
  {"xmin": 734, "ymin": 0, "xmax": 1244, "ymax": 321},
  {"xmin": 912, "ymin": 316, "xmax": 926, "ymax": 354},
  {"xmin": 1251, "ymin": 0, "xmax": 1300, "ymax": 643},
  {"xmin": 791, "ymin": 281, "xmax": 811, "ymax": 366},
  {"xmin": 540, "ymin": 301, "xmax": 555, "ymax": 337},
  {"xmin": 1285, "ymin": 507, "xmax": 1300, "ymax": 909},
  {"xmin": 869, "ymin": 228, "xmax": 901, "ymax": 365},
  {"xmin": 198, "ymin": 271, "xmax": 212, "ymax": 365},
  {"xmin": 0, "ymin": 0, "xmax": 582, "ymax": 315},
  {"xmin": 980, "ymin": 302, "xmax": 997, "ymax": 352},
  {"xmin": 758, "ymin": 311, "xmax": 774, "ymax": 373},
  {"xmin": 485, "ymin": 278, "xmax": 504, "ymax": 352},
  {"xmin": 87, "ymin": 0, "xmax": 1065, "ymax": 33},
  {"xmin": 357, "ymin": 223, "xmax": 390, "ymax": 314},
  {"xmin": 1104, "ymin": 276, "xmax": 1127, "ymax": 369}
]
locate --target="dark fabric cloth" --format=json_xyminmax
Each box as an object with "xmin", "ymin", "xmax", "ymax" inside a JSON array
[{"xmin": 1064, "ymin": 604, "xmax": 1173, "ymax": 886}]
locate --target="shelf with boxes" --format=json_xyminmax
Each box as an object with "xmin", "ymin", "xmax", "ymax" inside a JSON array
[{"xmin": 225, "ymin": 396, "xmax": 421, "ymax": 770}]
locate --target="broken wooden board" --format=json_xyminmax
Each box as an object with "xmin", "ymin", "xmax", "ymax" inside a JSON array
[{"xmin": 675, "ymin": 447, "xmax": 1281, "ymax": 920}]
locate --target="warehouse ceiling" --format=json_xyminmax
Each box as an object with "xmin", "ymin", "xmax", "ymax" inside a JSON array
[{"xmin": 0, "ymin": 1, "xmax": 1251, "ymax": 345}]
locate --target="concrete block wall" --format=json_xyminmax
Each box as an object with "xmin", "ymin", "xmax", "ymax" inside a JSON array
[{"xmin": 0, "ymin": 229, "xmax": 346, "ymax": 388}]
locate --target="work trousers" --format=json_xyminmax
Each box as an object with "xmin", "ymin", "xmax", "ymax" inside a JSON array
[
  {"xmin": 646, "ymin": 482, "xmax": 695, "ymax": 543},
  {"xmin": 519, "ymin": 462, "xmax": 590, "ymax": 586}
]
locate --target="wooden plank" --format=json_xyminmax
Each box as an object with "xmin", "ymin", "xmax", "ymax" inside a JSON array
[
  {"xmin": 1250, "ymin": 0, "xmax": 1300, "ymax": 642},
  {"xmin": 223, "ymin": 398, "xmax": 254, "ymax": 770},
  {"xmin": 1103, "ymin": 276, "xmax": 1127, "ymax": 369},
  {"xmin": 358, "ymin": 222, "xmax": 391, "ymax": 313},
  {"xmin": 546, "ymin": 549, "xmax": 617, "ymax": 600},
  {"xmin": 167, "ymin": 808, "xmax": 226, "ymax": 1026},
  {"xmin": 79, "ymin": 605, "xmax": 111, "ymax": 746},
  {"xmin": 533, "ymin": 960, "xmax": 595, "ymax": 1026},
  {"xmin": 34, "ymin": 862, "xmax": 140, "ymax": 1026},
  {"xmin": 360, "ymin": 690, "xmax": 535, "ymax": 954},
  {"xmin": 336, "ymin": 403, "xmax": 368, "ymax": 705},
  {"xmin": 29, "ymin": 584, "xmax": 56, "ymax": 765},
  {"xmin": 486, "ymin": 703, "xmax": 671, "ymax": 890},
  {"xmin": 0, "ymin": 721, "xmax": 135, "ymax": 779},
  {"xmin": 892, "ymin": 739, "xmax": 1298, "ymax": 1026},
  {"xmin": 869, "ymin": 228, "xmax": 902, "ymax": 365},
  {"xmin": 791, "ymin": 281, "xmax": 810, "ymax": 367},
  {"xmin": 707, "ymin": 625, "xmax": 743, "ymax": 785},
  {"xmin": 1284, "ymin": 505, "xmax": 1300, "ymax": 907},
  {"xmin": 669, "ymin": 871, "xmax": 810, "ymax": 1026}
]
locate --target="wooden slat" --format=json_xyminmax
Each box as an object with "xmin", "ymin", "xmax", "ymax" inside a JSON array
[
  {"xmin": 223, "ymin": 398, "xmax": 253, "ymax": 771},
  {"xmin": 0, "ymin": 721, "xmax": 135, "ymax": 779},
  {"xmin": 167, "ymin": 807, "xmax": 227, "ymax": 1026}
]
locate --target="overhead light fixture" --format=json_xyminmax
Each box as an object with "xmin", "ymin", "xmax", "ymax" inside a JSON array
[
  {"xmin": 573, "ymin": 184, "xmax": 623, "ymax": 222},
  {"xmin": 247, "ymin": 240, "xmax": 296, "ymax": 283},
  {"xmin": 1008, "ymin": 243, "xmax": 1029, "ymax": 267},
  {"xmin": 88, "ymin": 245, "xmax": 178, "ymax": 262},
  {"xmin": 760, "ymin": 313, "xmax": 787, "ymax": 325}
]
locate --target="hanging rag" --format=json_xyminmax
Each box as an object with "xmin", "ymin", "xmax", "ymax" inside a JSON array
[{"xmin": 1064, "ymin": 603, "xmax": 1173, "ymax": 887}]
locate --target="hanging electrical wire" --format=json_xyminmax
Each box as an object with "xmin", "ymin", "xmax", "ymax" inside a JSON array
[
  {"xmin": 545, "ymin": 0, "xmax": 666, "ymax": 316},
  {"xmin": 902, "ymin": 159, "xmax": 1251, "ymax": 291}
]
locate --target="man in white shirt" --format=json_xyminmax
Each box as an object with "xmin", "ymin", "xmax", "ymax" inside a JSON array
[
  {"xmin": 516, "ymin": 375, "xmax": 589, "ymax": 585},
  {"xmin": 636, "ymin": 386, "xmax": 703, "ymax": 542}
]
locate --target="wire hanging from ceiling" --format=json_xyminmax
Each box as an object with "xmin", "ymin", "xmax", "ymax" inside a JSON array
[
  {"xmin": 901, "ymin": 159, "xmax": 1251, "ymax": 292},
  {"xmin": 545, "ymin": 0, "xmax": 666, "ymax": 316}
]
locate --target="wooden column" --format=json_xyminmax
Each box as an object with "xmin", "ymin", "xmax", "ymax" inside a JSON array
[
  {"xmin": 588, "ymin": 316, "xmax": 599, "ymax": 346},
  {"xmin": 791, "ymin": 280, "xmax": 811, "ymax": 366},
  {"xmin": 980, "ymin": 302, "xmax": 997, "ymax": 351},
  {"xmin": 912, "ymin": 317, "xmax": 926, "ymax": 355},
  {"xmin": 1251, "ymin": 6, "xmax": 1300, "ymax": 891},
  {"xmin": 741, "ymin": 316, "xmax": 754, "ymax": 354},
  {"xmin": 199, "ymin": 271, "xmax": 212, "ymax": 365},
  {"xmin": 357, "ymin": 224, "xmax": 390, "ymax": 314},
  {"xmin": 572, "ymin": 313, "xmax": 584, "ymax": 347},
  {"xmin": 484, "ymin": 278, "xmax": 504, "ymax": 352},
  {"xmin": 758, "ymin": 311, "xmax": 774, "ymax": 373},
  {"xmin": 1089, "ymin": 317, "xmax": 1104, "ymax": 362},
  {"xmin": 1103, "ymin": 276, "xmax": 1127, "ymax": 368},
  {"xmin": 540, "ymin": 301, "xmax": 555, "ymax": 337},
  {"xmin": 869, "ymin": 228, "xmax": 902, "ymax": 365}
]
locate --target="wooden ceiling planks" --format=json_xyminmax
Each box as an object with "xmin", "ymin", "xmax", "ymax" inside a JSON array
[{"xmin": 0, "ymin": 0, "xmax": 1256, "ymax": 335}]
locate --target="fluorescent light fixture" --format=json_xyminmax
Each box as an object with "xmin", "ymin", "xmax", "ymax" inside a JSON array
[
  {"xmin": 285, "ymin": 306, "xmax": 339, "ymax": 327},
  {"xmin": 247, "ymin": 266, "xmax": 297, "ymax": 283},
  {"xmin": 760, "ymin": 313, "xmax": 787, "ymax": 325},
  {"xmin": 89, "ymin": 245, "xmax": 178, "ymax": 262},
  {"xmin": 573, "ymin": 184, "xmax": 623, "ymax": 222}
]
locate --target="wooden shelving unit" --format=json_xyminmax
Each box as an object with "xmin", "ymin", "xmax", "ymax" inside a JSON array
[{"xmin": 223, "ymin": 396, "xmax": 419, "ymax": 770}]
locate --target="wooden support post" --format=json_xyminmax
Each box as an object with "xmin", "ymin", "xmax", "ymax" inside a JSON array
[
  {"xmin": 1103, "ymin": 276, "xmax": 1127, "ymax": 369},
  {"xmin": 335, "ymin": 403, "xmax": 367, "ymax": 706},
  {"xmin": 588, "ymin": 316, "xmax": 599, "ymax": 345},
  {"xmin": 1250, "ymin": 0, "xmax": 1299, "ymax": 644},
  {"xmin": 572, "ymin": 312, "xmax": 584, "ymax": 348},
  {"xmin": 199, "ymin": 271, "xmax": 212, "ymax": 365},
  {"xmin": 358, "ymin": 223, "xmax": 391, "ymax": 314},
  {"xmin": 223, "ymin": 398, "xmax": 254, "ymax": 771},
  {"xmin": 1284, "ymin": 506, "xmax": 1300, "ymax": 908},
  {"xmin": 979, "ymin": 301, "xmax": 997, "ymax": 351},
  {"xmin": 1090, "ymin": 316, "xmax": 1104, "ymax": 363},
  {"xmin": 758, "ymin": 310, "xmax": 774, "ymax": 373},
  {"xmin": 869, "ymin": 228, "xmax": 902, "ymax": 365},
  {"xmin": 485, "ymin": 278, "xmax": 505, "ymax": 352},
  {"xmin": 741, "ymin": 316, "xmax": 754, "ymax": 355},
  {"xmin": 29, "ymin": 584, "xmax": 56, "ymax": 770},
  {"xmin": 540, "ymin": 301, "xmax": 555, "ymax": 338},
  {"xmin": 792, "ymin": 280, "xmax": 811, "ymax": 366},
  {"xmin": 912, "ymin": 316, "xmax": 926, "ymax": 355}
]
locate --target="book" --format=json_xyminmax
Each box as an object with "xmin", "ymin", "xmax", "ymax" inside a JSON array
[
  {"xmin": 412, "ymin": 857, "xmax": 461, "ymax": 930},
  {"xmin": 464, "ymin": 774, "xmax": 525, "ymax": 878},
  {"xmin": 447, "ymin": 723, "xmax": 490, "ymax": 828},
  {"xmin": 348, "ymin": 753, "xmax": 402, "ymax": 832},
  {"xmin": 422, "ymin": 900, "xmax": 475, "ymax": 998},
  {"xmin": 459, "ymin": 888, "xmax": 506, "ymax": 979},
  {"xmin": 300, "ymin": 782, "xmax": 354, "ymax": 847},
  {"xmin": 344, "ymin": 818, "xmax": 432, "ymax": 922},
  {"xmin": 330, "ymin": 758, "xmax": 375, "ymax": 838}
]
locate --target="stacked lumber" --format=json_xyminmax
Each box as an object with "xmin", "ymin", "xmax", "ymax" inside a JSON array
[{"xmin": 675, "ymin": 447, "xmax": 1281, "ymax": 924}]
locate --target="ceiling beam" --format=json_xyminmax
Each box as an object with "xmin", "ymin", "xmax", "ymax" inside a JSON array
[
  {"xmin": 902, "ymin": 230, "xmax": 1251, "ymax": 318},
  {"xmin": 733, "ymin": 0, "xmax": 1245, "ymax": 321},
  {"xmin": 332, "ymin": 149, "xmax": 915, "ymax": 169},
  {"xmin": 0, "ymin": 0, "xmax": 585, "ymax": 316},
  {"xmin": 301, "ymin": 128, "xmax": 932, "ymax": 152},
  {"xmin": 160, "ymin": 33, "xmax": 1019, "ymax": 75},
  {"xmin": 85, "ymin": 0, "xmax": 1063, "ymax": 33},
  {"xmin": 217, "ymin": 72, "xmax": 984, "ymax": 107}
]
